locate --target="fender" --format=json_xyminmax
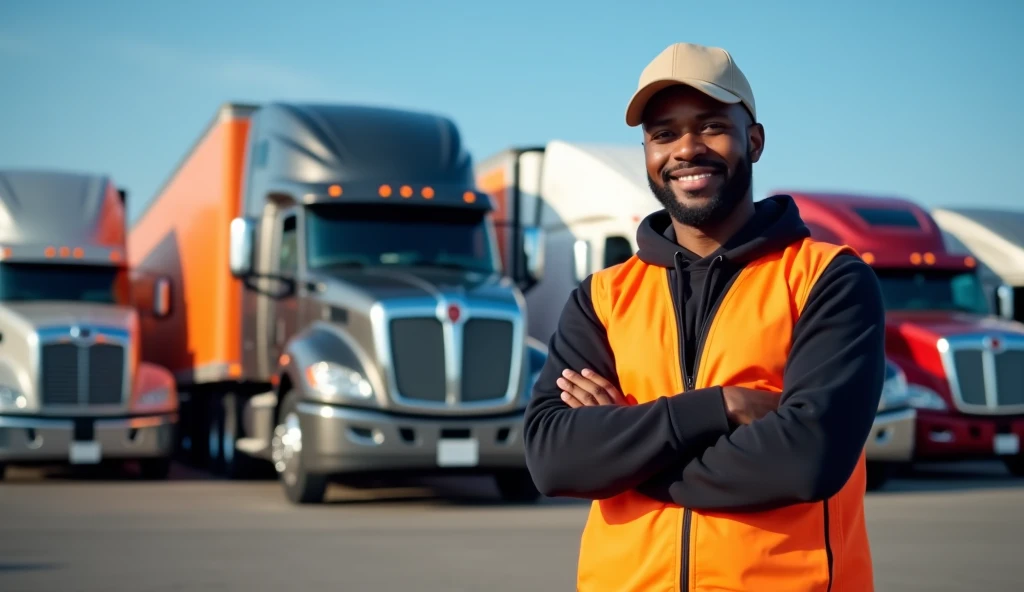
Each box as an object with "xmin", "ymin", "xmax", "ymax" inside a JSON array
[{"xmin": 277, "ymin": 320, "xmax": 386, "ymax": 411}]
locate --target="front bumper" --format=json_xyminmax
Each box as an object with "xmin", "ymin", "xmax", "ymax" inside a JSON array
[
  {"xmin": 914, "ymin": 411, "xmax": 1024, "ymax": 460},
  {"xmin": 865, "ymin": 407, "xmax": 917, "ymax": 462},
  {"xmin": 296, "ymin": 401, "xmax": 527, "ymax": 475},
  {"xmin": 0, "ymin": 413, "xmax": 177, "ymax": 465}
]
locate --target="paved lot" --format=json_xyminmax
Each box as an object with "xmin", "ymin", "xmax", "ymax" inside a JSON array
[{"xmin": 0, "ymin": 461, "xmax": 1021, "ymax": 591}]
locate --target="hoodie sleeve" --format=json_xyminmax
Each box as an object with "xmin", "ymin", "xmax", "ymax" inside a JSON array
[
  {"xmin": 634, "ymin": 254, "xmax": 886, "ymax": 511},
  {"xmin": 523, "ymin": 274, "xmax": 732, "ymax": 500}
]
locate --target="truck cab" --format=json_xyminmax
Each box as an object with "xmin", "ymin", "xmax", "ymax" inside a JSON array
[
  {"xmin": 0, "ymin": 170, "xmax": 178, "ymax": 479},
  {"xmin": 788, "ymin": 191, "xmax": 1024, "ymax": 476},
  {"xmin": 135, "ymin": 102, "xmax": 546, "ymax": 503}
]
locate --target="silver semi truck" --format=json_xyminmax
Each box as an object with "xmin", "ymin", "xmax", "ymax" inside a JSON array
[
  {"xmin": 129, "ymin": 103, "xmax": 547, "ymax": 503},
  {"xmin": 0, "ymin": 169, "xmax": 179, "ymax": 479}
]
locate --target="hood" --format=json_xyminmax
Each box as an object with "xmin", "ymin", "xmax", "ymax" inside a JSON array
[
  {"xmin": 0, "ymin": 301, "xmax": 138, "ymax": 332},
  {"xmin": 887, "ymin": 309, "xmax": 1024, "ymax": 341},
  {"xmin": 636, "ymin": 194, "xmax": 811, "ymax": 269},
  {"xmin": 312, "ymin": 266, "xmax": 520, "ymax": 306}
]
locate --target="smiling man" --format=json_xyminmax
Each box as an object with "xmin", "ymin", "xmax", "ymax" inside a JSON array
[{"xmin": 522, "ymin": 42, "xmax": 887, "ymax": 591}]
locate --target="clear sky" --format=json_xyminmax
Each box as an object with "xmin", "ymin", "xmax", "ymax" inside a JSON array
[{"xmin": 2, "ymin": 0, "xmax": 1022, "ymax": 224}]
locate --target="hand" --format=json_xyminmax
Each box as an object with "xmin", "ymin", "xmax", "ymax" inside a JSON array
[
  {"xmin": 557, "ymin": 368, "xmax": 626, "ymax": 408},
  {"xmin": 721, "ymin": 386, "xmax": 780, "ymax": 425}
]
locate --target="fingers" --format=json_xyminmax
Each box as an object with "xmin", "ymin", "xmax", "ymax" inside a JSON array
[{"xmin": 557, "ymin": 369, "xmax": 624, "ymax": 406}]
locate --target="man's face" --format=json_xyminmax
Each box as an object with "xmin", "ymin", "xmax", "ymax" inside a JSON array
[{"xmin": 642, "ymin": 85, "xmax": 764, "ymax": 229}]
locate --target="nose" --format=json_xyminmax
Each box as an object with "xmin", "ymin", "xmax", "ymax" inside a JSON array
[{"xmin": 669, "ymin": 132, "xmax": 708, "ymax": 162}]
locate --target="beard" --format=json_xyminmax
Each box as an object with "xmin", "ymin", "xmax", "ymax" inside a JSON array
[{"xmin": 647, "ymin": 153, "xmax": 753, "ymax": 229}]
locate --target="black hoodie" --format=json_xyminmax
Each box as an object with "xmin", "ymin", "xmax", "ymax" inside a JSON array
[{"xmin": 522, "ymin": 195, "xmax": 886, "ymax": 511}]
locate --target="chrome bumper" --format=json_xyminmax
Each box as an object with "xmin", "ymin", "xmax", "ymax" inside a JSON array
[
  {"xmin": 296, "ymin": 402, "xmax": 527, "ymax": 475},
  {"xmin": 865, "ymin": 407, "xmax": 916, "ymax": 462},
  {"xmin": 0, "ymin": 413, "xmax": 177, "ymax": 464}
]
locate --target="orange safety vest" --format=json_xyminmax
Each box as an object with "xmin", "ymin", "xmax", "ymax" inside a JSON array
[{"xmin": 576, "ymin": 236, "xmax": 873, "ymax": 592}]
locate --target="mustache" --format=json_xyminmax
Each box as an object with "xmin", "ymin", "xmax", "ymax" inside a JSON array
[{"xmin": 661, "ymin": 159, "xmax": 728, "ymax": 182}]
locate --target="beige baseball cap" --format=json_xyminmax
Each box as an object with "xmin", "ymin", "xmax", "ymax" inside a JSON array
[{"xmin": 625, "ymin": 42, "xmax": 756, "ymax": 127}]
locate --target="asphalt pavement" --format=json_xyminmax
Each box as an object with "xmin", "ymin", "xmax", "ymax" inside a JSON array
[{"xmin": 0, "ymin": 460, "xmax": 1021, "ymax": 591}]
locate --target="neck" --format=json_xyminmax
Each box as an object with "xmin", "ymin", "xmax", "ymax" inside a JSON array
[{"xmin": 672, "ymin": 198, "xmax": 755, "ymax": 258}]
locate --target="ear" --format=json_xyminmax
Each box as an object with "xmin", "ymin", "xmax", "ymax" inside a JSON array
[{"xmin": 748, "ymin": 123, "xmax": 765, "ymax": 164}]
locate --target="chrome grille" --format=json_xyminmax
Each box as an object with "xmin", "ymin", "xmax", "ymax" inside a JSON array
[
  {"xmin": 940, "ymin": 334, "xmax": 1024, "ymax": 414},
  {"xmin": 461, "ymin": 319, "xmax": 514, "ymax": 402},
  {"xmin": 390, "ymin": 318, "xmax": 446, "ymax": 402},
  {"xmin": 39, "ymin": 338, "xmax": 126, "ymax": 408}
]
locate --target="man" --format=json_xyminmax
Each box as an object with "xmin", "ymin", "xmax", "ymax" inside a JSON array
[{"xmin": 522, "ymin": 42, "xmax": 886, "ymax": 592}]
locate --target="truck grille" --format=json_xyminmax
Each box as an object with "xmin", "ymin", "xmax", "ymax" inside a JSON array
[
  {"xmin": 461, "ymin": 319, "xmax": 513, "ymax": 402},
  {"xmin": 947, "ymin": 341, "xmax": 1024, "ymax": 412},
  {"xmin": 390, "ymin": 318, "xmax": 447, "ymax": 402},
  {"xmin": 388, "ymin": 316, "xmax": 516, "ymax": 405},
  {"xmin": 40, "ymin": 342, "xmax": 126, "ymax": 407}
]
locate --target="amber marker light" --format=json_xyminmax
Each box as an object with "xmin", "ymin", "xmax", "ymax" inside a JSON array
[
  {"xmin": 422, "ymin": 187, "xmax": 435, "ymax": 199},
  {"xmin": 924, "ymin": 252, "xmax": 936, "ymax": 265},
  {"xmin": 861, "ymin": 252, "xmax": 875, "ymax": 264},
  {"xmin": 910, "ymin": 252, "xmax": 922, "ymax": 265},
  {"xmin": 73, "ymin": 247, "xmax": 84, "ymax": 259},
  {"xmin": 379, "ymin": 184, "xmax": 392, "ymax": 198},
  {"xmin": 400, "ymin": 185, "xmax": 413, "ymax": 198},
  {"xmin": 463, "ymin": 191, "xmax": 476, "ymax": 203},
  {"xmin": 965, "ymin": 256, "xmax": 977, "ymax": 268},
  {"xmin": 328, "ymin": 184, "xmax": 343, "ymax": 198}
]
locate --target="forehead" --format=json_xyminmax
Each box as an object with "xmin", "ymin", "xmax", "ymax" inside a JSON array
[{"xmin": 641, "ymin": 85, "xmax": 745, "ymax": 128}]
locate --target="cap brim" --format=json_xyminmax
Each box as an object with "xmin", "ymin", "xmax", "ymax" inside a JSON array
[{"xmin": 625, "ymin": 78, "xmax": 743, "ymax": 127}]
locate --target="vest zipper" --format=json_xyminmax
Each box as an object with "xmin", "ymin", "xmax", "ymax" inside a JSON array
[
  {"xmin": 669, "ymin": 255, "xmax": 724, "ymax": 592},
  {"xmin": 824, "ymin": 501, "xmax": 834, "ymax": 591}
]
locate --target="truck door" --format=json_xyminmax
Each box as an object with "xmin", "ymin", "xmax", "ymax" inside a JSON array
[{"xmin": 269, "ymin": 208, "xmax": 300, "ymax": 366}]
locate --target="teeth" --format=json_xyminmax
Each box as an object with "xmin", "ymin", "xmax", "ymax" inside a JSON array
[{"xmin": 675, "ymin": 173, "xmax": 713, "ymax": 181}]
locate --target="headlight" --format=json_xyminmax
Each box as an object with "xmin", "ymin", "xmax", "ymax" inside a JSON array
[
  {"xmin": 137, "ymin": 387, "xmax": 170, "ymax": 407},
  {"xmin": 878, "ymin": 362, "xmax": 910, "ymax": 411},
  {"xmin": 305, "ymin": 362, "xmax": 374, "ymax": 400},
  {"xmin": 906, "ymin": 384, "xmax": 948, "ymax": 411},
  {"xmin": 0, "ymin": 385, "xmax": 27, "ymax": 409}
]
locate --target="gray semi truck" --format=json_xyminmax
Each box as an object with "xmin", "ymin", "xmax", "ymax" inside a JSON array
[
  {"xmin": 129, "ymin": 103, "xmax": 547, "ymax": 503},
  {"xmin": 0, "ymin": 169, "xmax": 179, "ymax": 479}
]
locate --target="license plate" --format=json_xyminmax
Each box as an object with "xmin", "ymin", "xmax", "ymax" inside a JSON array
[
  {"xmin": 70, "ymin": 441, "xmax": 102, "ymax": 465},
  {"xmin": 994, "ymin": 434, "xmax": 1020, "ymax": 456},
  {"xmin": 437, "ymin": 438, "xmax": 479, "ymax": 467}
]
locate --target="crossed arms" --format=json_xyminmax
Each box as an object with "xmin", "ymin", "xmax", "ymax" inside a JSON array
[{"xmin": 521, "ymin": 254, "xmax": 887, "ymax": 512}]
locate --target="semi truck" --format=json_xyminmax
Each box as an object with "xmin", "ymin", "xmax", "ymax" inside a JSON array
[
  {"xmin": 0, "ymin": 169, "xmax": 179, "ymax": 479},
  {"xmin": 786, "ymin": 191, "xmax": 1024, "ymax": 477},
  {"xmin": 931, "ymin": 207, "xmax": 1024, "ymax": 325},
  {"xmin": 474, "ymin": 140, "xmax": 917, "ymax": 489},
  {"xmin": 128, "ymin": 102, "xmax": 546, "ymax": 504}
]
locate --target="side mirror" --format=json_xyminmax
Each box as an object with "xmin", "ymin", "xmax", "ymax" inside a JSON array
[
  {"xmin": 229, "ymin": 217, "xmax": 256, "ymax": 277},
  {"xmin": 573, "ymin": 240, "xmax": 591, "ymax": 283},
  {"xmin": 996, "ymin": 285, "xmax": 1015, "ymax": 320},
  {"xmin": 522, "ymin": 226, "xmax": 545, "ymax": 284},
  {"xmin": 153, "ymin": 277, "xmax": 171, "ymax": 318}
]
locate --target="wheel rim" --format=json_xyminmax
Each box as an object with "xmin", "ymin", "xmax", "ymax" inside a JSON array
[{"xmin": 272, "ymin": 412, "xmax": 302, "ymax": 487}]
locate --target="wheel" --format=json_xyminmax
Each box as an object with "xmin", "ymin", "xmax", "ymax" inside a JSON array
[
  {"xmin": 494, "ymin": 469, "xmax": 542, "ymax": 503},
  {"xmin": 208, "ymin": 393, "xmax": 259, "ymax": 479},
  {"xmin": 1003, "ymin": 454, "xmax": 1024, "ymax": 477},
  {"xmin": 865, "ymin": 461, "xmax": 891, "ymax": 491},
  {"xmin": 138, "ymin": 457, "xmax": 173, "ymax": 480},
  {"xmin": 271, "ymin": 390, "xmax": 328, "ymax": 504}
]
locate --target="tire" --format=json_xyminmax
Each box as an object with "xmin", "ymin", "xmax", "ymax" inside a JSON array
[
  {"xmin": 865, "ymin": 461, "xmax": 891, "ymax": 491},
  {"xmin": 1003, "ymin": 455, "xmax": 1024, "ymax": 477},
  {"xmin": 208, "ymin": 393, "xmax": 260, "ymax": 480},
  {"xmin": 138, "ymin": 457, "xmax": 173, "ymax": 480},
  {"xmin": 494, "ymin": 469, "xmax": 542, "ymax": 503},
  {"xmin": 272, "ymin": 390, "xmax": 328, "ymax": 504}
]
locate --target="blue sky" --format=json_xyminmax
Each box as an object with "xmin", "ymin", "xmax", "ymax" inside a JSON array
[{"xmin": 2, "ymin": 0, "xmax": 1022, "ymax": 224}]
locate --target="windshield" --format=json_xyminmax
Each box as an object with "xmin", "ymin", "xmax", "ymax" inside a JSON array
[
  {"xmin": 304, "ymin": 204, "xmax": 498, "ymax": 274},
  {"xmin": 0, "ymin": 263, "xmax": 129, "ymax": 304},
  {"xmin": 875, "ymin": 268, "xmax": 990, "ymax": 315}
]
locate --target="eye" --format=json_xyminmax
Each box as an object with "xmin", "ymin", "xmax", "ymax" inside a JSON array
[{"xmin": 702, "ymin": 122, "xmax": 728, "ymax": 134}]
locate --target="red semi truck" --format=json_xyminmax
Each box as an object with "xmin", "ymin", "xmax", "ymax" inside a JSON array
[{"xmin": 788, "ymin": 190, "xmax": 1024, "ymax": 476}]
